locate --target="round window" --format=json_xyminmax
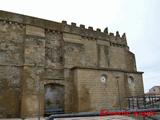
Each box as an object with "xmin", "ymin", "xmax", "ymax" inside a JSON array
[{"xmin": 100, "ymin": 74, "xmax": 107, "ymax": 83}]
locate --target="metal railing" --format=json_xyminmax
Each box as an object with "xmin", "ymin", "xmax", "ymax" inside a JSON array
[
  {"xmin": 46, "ymin": 108, "xmax": 160, "ymax": 120},
  {"xmin": 126, "ymin": 94, "xmax": 160, "ymax": 109},
  {"xmin": 46, "ymin": 94, "xmax": 160, "ymax": 120},
  {"xmin": 45, "ymin": 108, "xmax": 64, "ymax": 116}
]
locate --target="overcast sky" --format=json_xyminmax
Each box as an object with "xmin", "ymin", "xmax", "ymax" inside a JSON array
[{"xmin": 0, "ymin": 0, "xmax": 159, "ymax": 92}]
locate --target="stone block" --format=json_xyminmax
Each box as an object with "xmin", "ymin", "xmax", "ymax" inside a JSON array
[
  {"xmin": 97, "ymin": 40, "xmax": 109, "ymax": 46},
  {"xmin": 24, "ymin": 37, "xmax": 45, "ymax": 65},
  {"xmin": 26, "ymin": 25, "xmax": 45, "ymax": 37}
]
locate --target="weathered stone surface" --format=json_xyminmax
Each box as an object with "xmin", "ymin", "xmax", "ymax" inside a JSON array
[
  {"xmin": 72, "ymin": 68, "xmax": 143, "ymax": 111},
  {"xmin": 126, "ymin": 51, "xmax": 137, "ymax": 71},
  {"xmin": 0, "ymin": 10, "xmax": 144, "ymax": 118},
  {"xmin": 44, "ymin": 69, "xmax": 64, "ymax": 79},
  {"xmin": 97, "ymin": 40, "xmax": 109, "ymax": 46},
  {"xmin": 109, "ymin": 46, "xmax": 127, "ymax": 69},
  {"xmin": 26, "ymin": 25, "xmax": 45, "ymax": 37},
  {"xmin": 0, "ymin": 66, "xmax": 21, "ymax": 117},
  {"xmin": 83, "ymin": 39, "xmax": 98, "ymax": 67},
  {"xmin": 21, "ymin": 66, "xmax": 44, "ymax": 117},
  {"xmin": 45, "ymin": 32, "xmax": 63, "ymax": 68},
  {"xmin": 125, "ymin": 73, "xmax": 144, "ymax": 97},
  {"xmin": 0, "ymin": 21, "xmax": 24, "ymax": 65},
  {"xmin": 63, "ymin": 33, "xmax": 83, "ymax": 44},
  {"xmin": 64, "ymin": 42, "xmax": 85, "ymax": 68},
  {"xmin": 24, "ymin": 36, "xmax": 45, "ymax": 66},
  {"xmin": 98, "ymin": 45, "xmax": 109, "ymax": 68}
]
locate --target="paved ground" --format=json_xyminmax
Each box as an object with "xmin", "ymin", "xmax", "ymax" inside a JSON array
[
  {"xmin": 54, "ymin": 115, "xmax": 136, "ymax": 120},
  {"xmin": 0, "ymin": 116, "xmax": 137, "ymax": 120},
  {"xmin": 0, "ymin": 118, "xmax": 45, "ymax": 120}
]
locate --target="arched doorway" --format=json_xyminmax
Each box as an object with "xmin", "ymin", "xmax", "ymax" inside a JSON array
[{"xmin": 44, "ymin": 84, "xmax": 64, "ymax": 116}]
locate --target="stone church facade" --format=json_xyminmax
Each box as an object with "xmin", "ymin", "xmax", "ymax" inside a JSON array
[{"xmin": 0, "ymin": 11, "xmax": 144, "ymax": 118}]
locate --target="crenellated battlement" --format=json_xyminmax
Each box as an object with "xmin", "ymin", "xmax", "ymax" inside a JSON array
[
  {"xmin": 0, "ymin": 10, "xmax": 128, "ymax": 47},
  {"xmin": 61, "ymin": 20, "xmax": 127, "ymax": 46},
  {"xmin": 61, "ymin": 20, "xmax": 106, "ymax": 39}
]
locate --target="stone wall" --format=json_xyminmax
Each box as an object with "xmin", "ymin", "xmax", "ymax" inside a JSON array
[
  {"xmin": 71, "ymin": 68, "xmax": 144, "ymax": 112},
  {"xmin": 0, "ymin": 20, "xmax": 24, "ymax": 118},
  {"xmin": 0, "ymin": 10, "xmax": 144, "ymax": 118}
]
